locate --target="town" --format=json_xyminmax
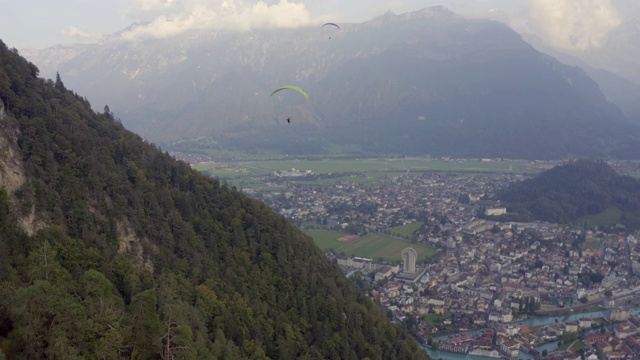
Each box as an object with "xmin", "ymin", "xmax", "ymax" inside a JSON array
[{"xmin": 241, "ymin": 159, "xmax": 640, "ymax": 359}]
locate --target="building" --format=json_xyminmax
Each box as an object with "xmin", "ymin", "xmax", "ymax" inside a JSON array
[
  {"xmin": 579, "ymin": 318, "xmax": 592, "ymax": 329},
  {"xmin": 613, "ymin": 322, "xmax": 637, "ymax": 339},
  {"xmin": 401, "ymin": 247, "xmax": 417, "ymax": 273},
  {"xmin": 565, "ymin": 321, "xmax": 579, "ymax": 333},
  {"xmin": 609, "ymin": 308, "xmax": 630, "ymax": 322},
  {"xmin": 485, "ymin": 207, "xmax": 507, "ymax": 216},
  {"xmin": 374, "ymin": 265, "xmax": 399, "ymax": 282}
]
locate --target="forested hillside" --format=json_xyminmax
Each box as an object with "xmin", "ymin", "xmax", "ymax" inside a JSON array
[
  {"xmin": 494, "ymin": 159, "xmax": 640, "ymax": 229},
  {"xmin": 0, "ymin": 41, "xmax": 428, "ymax": 359}
]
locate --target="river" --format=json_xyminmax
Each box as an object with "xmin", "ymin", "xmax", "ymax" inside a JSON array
[{"xmin": 424, "ymin": 308, "xmax": 640, "ymax": 359}]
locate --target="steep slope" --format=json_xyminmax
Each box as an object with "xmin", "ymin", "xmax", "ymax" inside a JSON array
[
  {"xmin": 0, "ymin": 42, "xmax": 429, "ymax": 359},
  {"xmin": 23, "ymin": 7, "xmax": 640, "ymax": 159},
  {"xmin": 522, "ymin": 32, "xmax": 640, "ymax": 126},
  {"xmin": 545, "ymin": 19, "xmax": 640, "ymax": 86},
  {"xmin": 494, "ymin": 159, "xmax": 640, "ymax": 229},
  {"xmin": 313, "ymin": 13, "xmax": 638, "ymax": 159}
]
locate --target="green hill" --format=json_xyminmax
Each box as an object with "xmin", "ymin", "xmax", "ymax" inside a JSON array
[
  {"xmin": 0, "ymin": 42, "xmax": 428, "ymax": 359},
  {"xmin": 494, "ymin": 159, "xmax": 640, "ymax": 229}
]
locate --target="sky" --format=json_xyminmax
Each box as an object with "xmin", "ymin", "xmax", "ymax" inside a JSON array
[{"xmin": 1, "ymin": 0, "xmax": 639, "ymax": 51}]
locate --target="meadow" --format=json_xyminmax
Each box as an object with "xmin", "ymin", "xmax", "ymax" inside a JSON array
[
  {"xmin": 576, "ymin": 206, "xmax": 623, "ymax": 229},
  {"xmin": 305, "ymin": 230, "xmax": 437, "ymax": 262},
  {"xmin": 388, "ymin": 222, "xmax": 424, "ymax": 237}
]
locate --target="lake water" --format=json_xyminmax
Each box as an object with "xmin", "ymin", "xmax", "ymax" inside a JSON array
[{"xmin": 424, "ymin": 308, "xmax": 640, "ymax": 359}]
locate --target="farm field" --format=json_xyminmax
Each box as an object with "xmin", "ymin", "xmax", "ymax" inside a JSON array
[
  {"xmin": 305, "ymin": 230, "xmax": 437, "ymax": 262},
  {"xmin": 246, "ymin": 158, "xmax": 531, "ymax": 174},
  {"xmin": 195, "ymin": 158, "xmax": 539, "ymax": 177},
  {"xmin": 193, "ymin": 157, "xmax": 545, "ymax": 189}
]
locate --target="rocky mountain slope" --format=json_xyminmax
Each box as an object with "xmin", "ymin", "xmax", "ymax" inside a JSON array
[{"xmin": 0, "ymin": 41, "xmax": 429, "ymax": 359}]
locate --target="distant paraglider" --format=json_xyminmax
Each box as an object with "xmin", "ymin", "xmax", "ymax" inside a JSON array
[
  {"xmin": 321, "ymin": 22, "xmax": 340, "ymax": 39},
  {"xmin": 321, "ymin": 22, "xmax": 340, "ymax": 30},
  {"xmin": 270, "ymin": 86, "xmax": 309, "ymax": 100}
]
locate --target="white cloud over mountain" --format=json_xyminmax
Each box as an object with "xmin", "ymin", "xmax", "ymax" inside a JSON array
[
  {"xmin": 528, "ymin": 0, "xmax": 620, "ymax": 50},
  {"xmin": 120, "ymin": 0, "xmax": 323, "ymax": 41}
]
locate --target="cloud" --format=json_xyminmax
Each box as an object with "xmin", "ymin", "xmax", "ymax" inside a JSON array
[
  {"xmin": 63, "ymin": 26, "xmax": 103, "ymax": 43},
  {"xmin": 121, "ymin": 0, "xmax": 320, "ymax": 41},
  {"xmin": 527, "ymin": 0, "xmax": 620, "ymax": 51},
  {"xmin": 367, "ymin": 1, "xmax": 404, "ymax": 18}
]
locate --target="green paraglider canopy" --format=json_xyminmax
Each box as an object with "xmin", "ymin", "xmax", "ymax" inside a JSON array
[{"xmin": 270, "ymin": 86, "xmax": 309, "ymax": 100}]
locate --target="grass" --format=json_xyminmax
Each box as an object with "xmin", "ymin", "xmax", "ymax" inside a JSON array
[
  {"xmin": 559, "ymin": 339, "xmax": 585, "ymax": 351},
  {"xmin": 306, "ymin": 230, "xmax": 437, "ymax": 262},
  {"xmin": 576, "ymin": 206, "xmax": 623, "ymax": 229},
  {"xmin": 305, "ymin": 230, "xmax": 347, "ymax": 249},
  {"xmin": 229, "ymin": 158, "xmax": 530, "ymax": 175},
  {"xmin": 195, "ymin": 157, "xmax": 538, "ymax": 177},
  {"xmin": 422, "ymin": 313, "xmax": 449, "ymax": 324},
  {"xmin": 193, "ymin": 157, "xmax": 542, "ymax": 190},
  {"xmin": 583, "ymin": 238, "xmax": 603, "ymax": 251},
  {"xmin": 388, "ymin": 222, "xmax": 423, "ymax": 237}
]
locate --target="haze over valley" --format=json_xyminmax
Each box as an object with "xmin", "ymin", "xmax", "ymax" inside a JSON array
[{"xmin": 19, "ymin": 5, "xmax": 640, "ymax": 160}]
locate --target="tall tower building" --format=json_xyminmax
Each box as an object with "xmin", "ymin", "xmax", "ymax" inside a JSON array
[{"xmin": 401, "ymin": 247, "xmax": 417, "ymax": 273}]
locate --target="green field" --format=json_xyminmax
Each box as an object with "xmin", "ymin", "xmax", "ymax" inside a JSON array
[
  {"xmin": 388, "ymin": 222, "xmax": 423, "ymax": 237},
  {"xmin": 306, "ymin": 230, "xmax": 347, "ymax": 249},
  {"xmin": 305, "ymin": 230, "xmax": 437, "ymax": 262},
  {"xmin": 559, "ymin": 339, "xmax": 586, "ymax": 351},
  {"xmin": 193, "ymin": 157, "xmax": 542, "ymax": 190},
  {"xmin": 237, "ymin": 158, "xmax": 530, "ymax": 174},
  {"xmin": 576, "ymin": 206, "xmax": 623, "ymax": 229},
  {"xmin": 195, "ymin": 158, "xmax": 536, "ymax": 177},
  {"xmin": 421, "ymin": 313, "xmax": 448, "ymax": 325}
]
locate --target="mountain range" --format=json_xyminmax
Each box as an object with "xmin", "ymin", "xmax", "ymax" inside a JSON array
[
  {"xmin": 521, "ymin": 33, "xmax": 640, "ymax": 125},
  {"xmin": 22, "ymin": 6, "xmax": 640, "ymax": 159}
]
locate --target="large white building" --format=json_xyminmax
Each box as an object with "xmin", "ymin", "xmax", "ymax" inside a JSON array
[
  {"xmin": 485, "ymin": 207, "xmax": 507, "ymax": 216},
  {"xmin": 401, "ymin": 247, "xmax": 417, "ymax": 273}
]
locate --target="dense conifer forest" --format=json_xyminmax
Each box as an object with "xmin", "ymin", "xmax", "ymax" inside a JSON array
[
  {"xmin": 0, "ymin": 41, "xmax": 428, "ymax": 359},
  {"xmin": 494, "ymin": 159, "xmax": 640, "ymax": 229}
]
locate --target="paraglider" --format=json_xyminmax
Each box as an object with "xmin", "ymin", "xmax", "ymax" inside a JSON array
[
  {"xmin": 270, "ymin": 86, "xmax": 310, "ymax": 124},
  {"xmin": 321, "ymin": 23, "xmax": 340, "ymax": 39},
  {"xmin": 270, "ymin": 86, "xmax": 309, "ymax": 100},
  {"xmin": 321, "ymin": 22, "xmax": 340, "ymax": 30}
]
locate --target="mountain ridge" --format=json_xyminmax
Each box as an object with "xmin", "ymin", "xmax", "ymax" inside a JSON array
[{"xmin": 21, "ymin": 6, "xmax": 640, "ymax": 159}]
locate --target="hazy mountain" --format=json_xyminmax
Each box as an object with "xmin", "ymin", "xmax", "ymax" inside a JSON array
[
  {"xmin": 23, "ymin": 6, "xmax": 640, "ymax": 159},
  {"xmin": 564, "ymin": 20, "xmax": 640, "ymax": 86},
  {"xmin": 0, "ymin": 41, "xmax": 429, "ymax": 359},
  {"xmin": 522, "ymin": 33, "xmax": 640, "ymax": 125}
]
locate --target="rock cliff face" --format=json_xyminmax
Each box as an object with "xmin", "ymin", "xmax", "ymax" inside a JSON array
[
  {"xmin": 0, "ymin": 111, "xmax": 47, "ymax": 235},
  {"xmin": 24, "ymin": 7, "xmax": 640, "ymax": 159},
  {"xmin": 0, "ymin": 111, "xmax": 24, "ymax": 194}
]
